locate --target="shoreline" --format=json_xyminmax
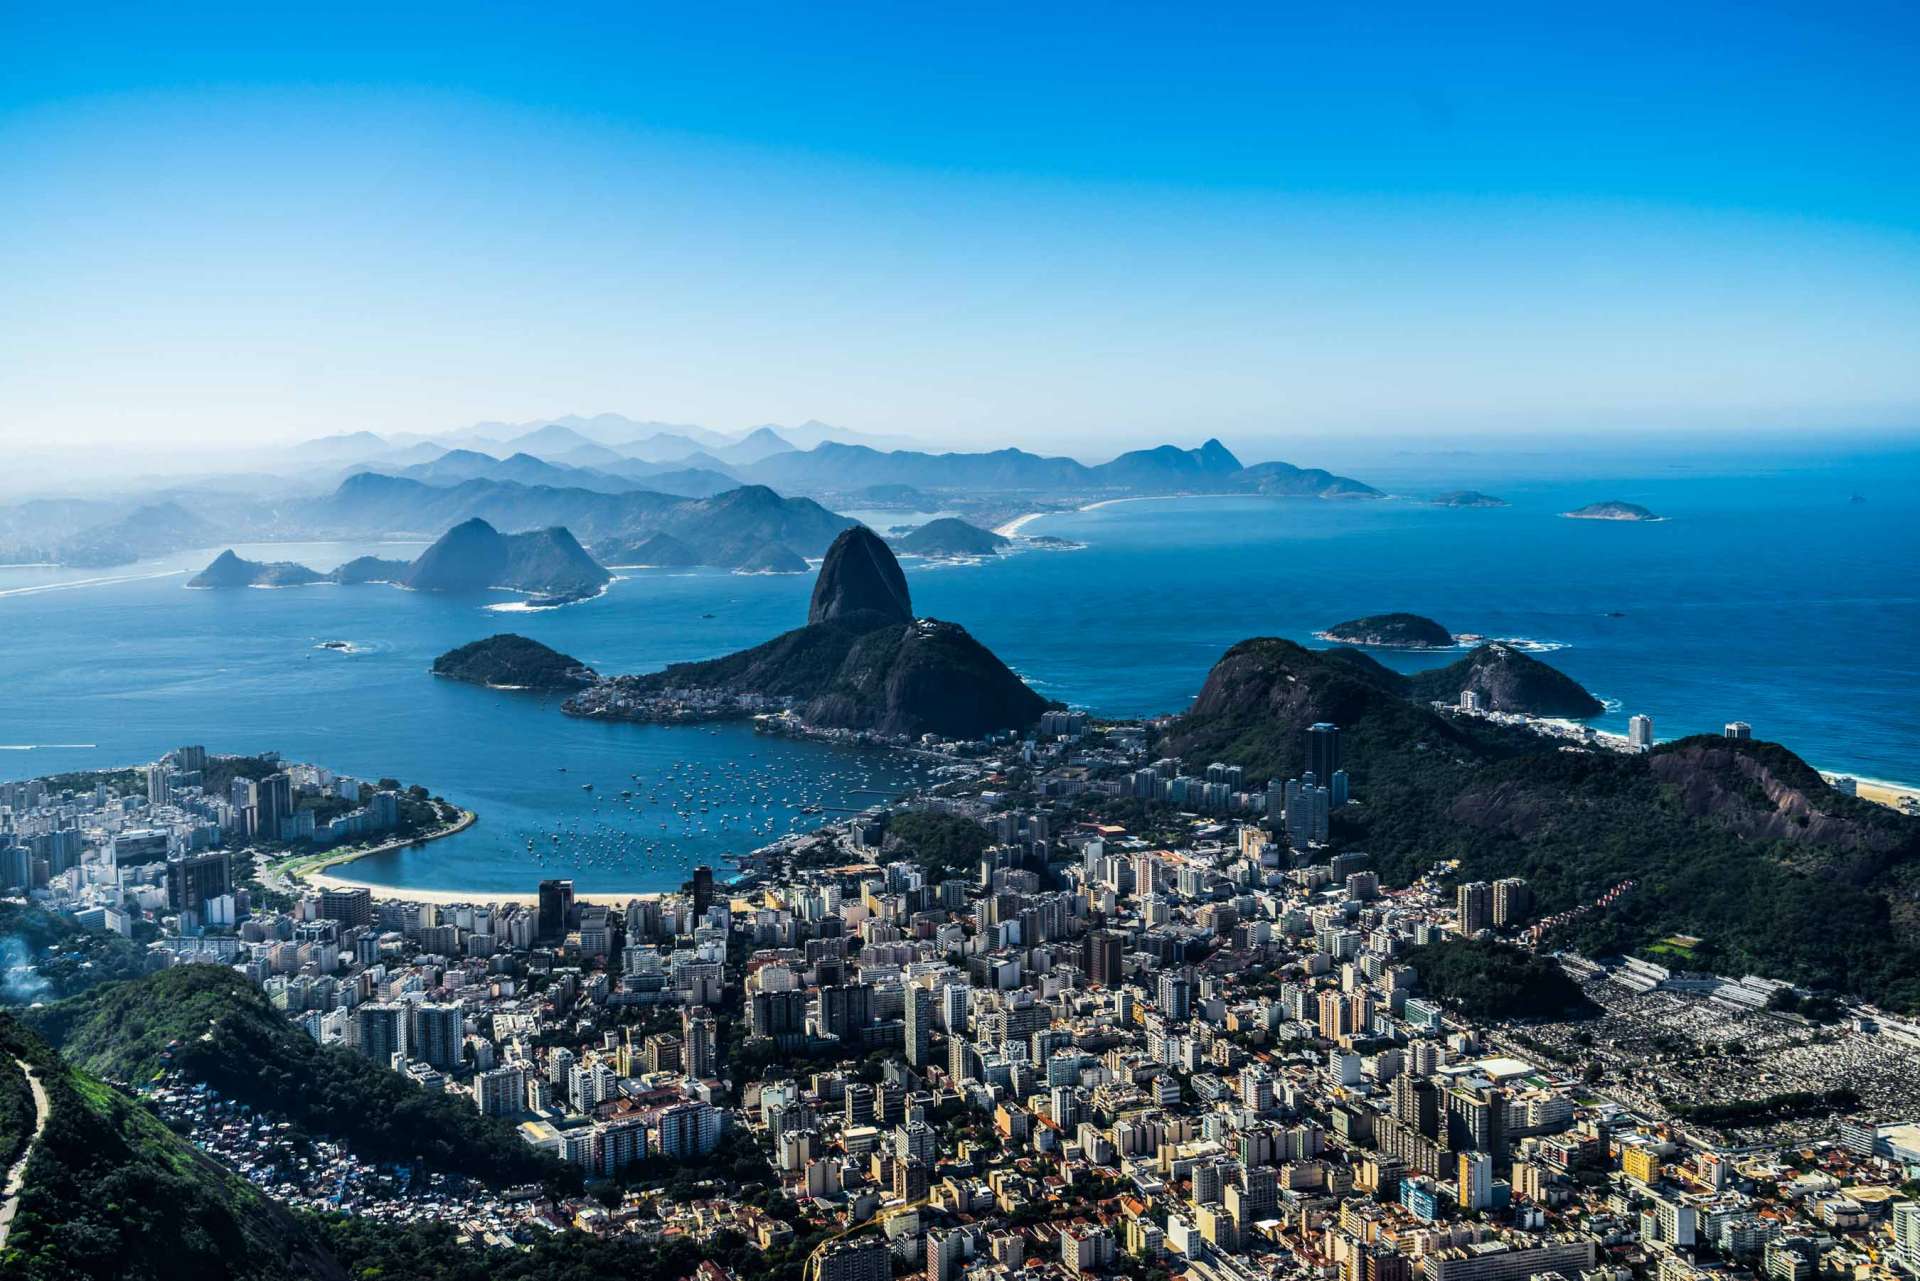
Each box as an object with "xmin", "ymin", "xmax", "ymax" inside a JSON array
[
  {"xmin": 282, "ymin": 743, "xmax": 1920, "ymax": 904},
  {"xmin": 275, "ymin": 806, "xmax": 479, "ymax": 892},
  {"xmin": 992, "ymin": 511, "xmax": 1049, "ymax": 537}
]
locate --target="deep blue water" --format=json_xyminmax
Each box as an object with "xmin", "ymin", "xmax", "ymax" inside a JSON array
[{"xmin": 2, "ymin": 443, "xmax": 1917, "ymax": 893}]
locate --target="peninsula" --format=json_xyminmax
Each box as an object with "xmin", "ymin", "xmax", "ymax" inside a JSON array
[{"xmin": 565, "ymin": 525, "xmax": 1049, "ymax": 738}]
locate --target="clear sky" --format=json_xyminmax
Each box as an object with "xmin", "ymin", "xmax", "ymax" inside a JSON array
[{"xmin": 3, "ymin": 1, "xmax": 1919, "ymax": 454}]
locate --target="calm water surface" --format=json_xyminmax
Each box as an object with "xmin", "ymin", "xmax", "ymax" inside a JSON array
[{"xmin": 3, "ymin": 446, "xmax": 1916, "ymax": 892}]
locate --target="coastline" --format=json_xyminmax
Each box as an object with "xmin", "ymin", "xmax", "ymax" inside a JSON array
[
  {"xmin": 273, "ymin": 806, "xmax": 479, "ymax": 893},
  {"xmin": 280, "ymin": 743, "xmax": 1920, "ymax": 904},
  {"xmin": 992, "ymin": 511, "xmax": 1048, "ymax": 537},
  {"xmin": 994, "ymin": 491, "xmax": 1247, "ymax": 537}
]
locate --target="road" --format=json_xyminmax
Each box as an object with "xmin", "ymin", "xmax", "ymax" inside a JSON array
[{"xmin": 0, "ymin": 1058, "xmax": 49, "ymax": 1248}]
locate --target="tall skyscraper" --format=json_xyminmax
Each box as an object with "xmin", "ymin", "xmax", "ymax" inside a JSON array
[
  {"xmin": 1492, "ymin": 878, "xmax": 1532, "ymax": 929},
  {"xmin": 1455, "ymin": 881, "xmax": 1493, "ymax": 936},
  {"xmin": 1157, "ymin": 972, "xmax": 1192, "ymax": 1021},
  {"xmin": 682, "ymin": 1007, "xmax": 717, "ymax": 1078},
  {"xmin": 1458, "ymin": 1152, "xmax": 1493, "ymax": 1212},
  {"xmin": 355, "ymin": 1002, "xmax": 408, "ymax": 1067},
  {"xmin": 165, "ymin": 850, "xmax": 232, "ymax": 917},
  {"xmin": 691, "ymin": 864, "xmax": 715, "ymax": 918},
  {"xmin": 538, "ymin": 878, "xmax": 575, "ymax": 942},
  {"xmin": 905, "ymin": 983, "xmax": 933, "ymax": 1068},
  {"xmin": 1306, "ymin": 723, "xmax": 1342, "ymax": 794},
  {"xmin": 1084, "ymin": 929, "xmax": 1124, "ymax": 987},
  {"xmin": 1724, "ymin": 721, "xmax": 1752, "ymax": 740},
  {"xmin": 256, "ymin": 771, "xmax": 293, "ymax": 843},
  {"xmin": 1628, "ymin": 714, "xmax": 1654, "ymax": 751},
  {"xmin": 409, "ymin": 1003, "xmax": 464, "ymax": 1070}
]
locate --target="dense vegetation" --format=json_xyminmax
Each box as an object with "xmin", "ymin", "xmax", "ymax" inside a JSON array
[
  {"xmin": 1402, "ymin": 939, "xmax": 1597, "ymax": 1021},
  {"xmin": 1318, "ymin": 612, "xmax": 1453, "ymax": 648},
  {"xmin": 886, "ymin": 810, "xmax": 991, "ymax": 879},
  {"xmin": 1159, "ymin": 637, "xmax": 1920, "ymax": 1009},
  {"xmin": 0, "ymin": 902, "xmax": 155, "ymax": 1002},
  {"xmin": 314, "ymin": 1213, "xmax": 826, "ymax": 1281},
  {"xmin": 24, "ymin": 966, "xmax": 569, "ymax": 1189},
  {"xmin": 433, "ymin": 633, "xmax": 597, "ymax": 689},
  {"xmin": 1674, "ymin": 1087, "xmax": 1860, "ymax": 1130},
  {"xmin": 0, "ymin": 1053, "xmax": 34, "ymax": 1170},
  {"xmin": 893, "ymin": 517, "xmax": 1010, "ymax": 558},
  {"xmin": 0, "ymin": 1014, "xmax": 340, "ymax": 1281},
  {"xmin": 1402, "ymin": 642, "xmax": 1606, "ymax": 717}
]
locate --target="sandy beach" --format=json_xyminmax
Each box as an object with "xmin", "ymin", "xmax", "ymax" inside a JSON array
[
  {"xmin": 297, "ymin": 869, "xmax": 671, "ymax": 908},
  {"xmin": 992, "ymin": 511, "xmax": 1047, "ymax": 537}
]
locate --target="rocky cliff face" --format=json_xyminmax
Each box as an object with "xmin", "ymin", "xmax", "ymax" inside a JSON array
[
  {"xmin": 1648, "ymin": 739, "xmax": 1919, "ymax": 874},
  {"xmin": 808, "ymin": 525, "xmax": 914, "ymax": 626},
  {"xmin": 604, "ymin": 525, "xmax": 1047, "ymax": 737}
]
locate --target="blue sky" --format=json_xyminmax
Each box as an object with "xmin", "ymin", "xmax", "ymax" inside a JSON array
[{"xmin": 3, "ymin": 1, "xmax": 1918, "ymax": 453}]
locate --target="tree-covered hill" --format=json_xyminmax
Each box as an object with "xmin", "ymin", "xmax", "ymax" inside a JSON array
[
  {"xmin": 0, "ymin": 1014, "xmax": 345, "ymax": 1281},
  {"xmin": 24, "ymin": 966, "xmax": 568, "ymax": 1189},
  {"xmin": 1158, "ymin": 637, "xmax": 1920, "ymax": 1009},
  {"xmin": 1401, "ymin": 939, "xmax": 1597, "ymax": 1021}
]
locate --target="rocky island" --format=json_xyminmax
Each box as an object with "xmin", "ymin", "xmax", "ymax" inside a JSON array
[
  {"xmin": 186, "ymin": 519, "xmax": 612, "ymax": 599},
  {"xmin": 1431, "ymin": 490, "xmax": 1508, "ymax": 508},
  {"xmin": 1404, "ymin": 641, "xmax": 1606, "ymax": 718},
  {"xmin": 432, "ymin": 634, "xmax": 598, "ymax": 690},
  {"xmin": 188, "ymin": 550, "xmax": 330, "ymax": 588},
  {"xmin": 1316, "ymin": 612, "xmax": 1454, "ymax": 649},
  {"xmin": 1563, "ymin": 499, "xmax": 1662, "ymax": 521},
  {"xmin": 566, "ymin": 525, "xmax": 1049, "ymax": 738},
  {"xmin": 891, "ymin": 517, "xmax": 1011, "ymax": 558}
]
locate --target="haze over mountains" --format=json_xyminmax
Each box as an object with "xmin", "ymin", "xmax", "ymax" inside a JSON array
[{"xmin": 0, "ymin": 416, "xmax": 1381, "ymax": 571}]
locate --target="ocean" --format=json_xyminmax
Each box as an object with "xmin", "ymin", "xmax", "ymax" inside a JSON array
[{"xmin": 2, "ymin": 442, "xmax": 1916, "ymax": 894}]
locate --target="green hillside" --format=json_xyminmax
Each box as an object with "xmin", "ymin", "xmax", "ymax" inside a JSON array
[
  {"xmin": 25, "ymin": 966, "xmax": 566, "ymax": 1189},
  {"xmin": 1158, "ymin": 637, "xmax": 1920, "ymax": 1009},
  {"xmin": 0, "ymin": 1014, "xmax": 343, "ymax": 1281}
]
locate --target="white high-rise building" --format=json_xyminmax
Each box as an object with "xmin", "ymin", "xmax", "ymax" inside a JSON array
[{"xmin": 1628, "ymin": 714, "xmax": 1655, "ymax": 751}]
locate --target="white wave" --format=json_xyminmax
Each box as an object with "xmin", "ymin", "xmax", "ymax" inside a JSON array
[{"xmin": 0, "ymin": 569, "xmax": 186, "ymax": 598}]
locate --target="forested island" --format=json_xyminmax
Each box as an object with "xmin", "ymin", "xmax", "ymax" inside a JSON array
[{"xmin": 432, "ymin": 634, "xmax": 599, "ymax": 689}]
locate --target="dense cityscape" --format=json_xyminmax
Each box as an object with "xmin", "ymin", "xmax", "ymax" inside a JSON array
[{"xmin": 6, "ymin": 705, "xmax": 1920, "ymax": 1281}]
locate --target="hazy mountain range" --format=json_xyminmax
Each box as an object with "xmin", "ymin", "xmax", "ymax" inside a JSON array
[{"xmin": 0, "ymin": 420, "xmax": 1380, "ymax": 570}]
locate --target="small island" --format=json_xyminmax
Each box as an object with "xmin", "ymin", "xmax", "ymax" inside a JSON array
[
  {"xmin": 892, "ymin": 517, "xmax": 1012, "ymax": 559},
  {"xmin": 1563, "ymin": 500, "xmax": 1662, "ymax": 522},
  {"xmin": 188, "ymin": 550, "xmax": 328, "ymax": 588},
  {"xmin": 732, "ymin": 542, "xmax": 809, "ymax": 574},
  {"xmin": 186, "ymin": 519, "xmax": 612, "ymax": 598},
  {"xmin": 1317, "ymin": 612, "xmax": 1454, "ymax": 649},
  {"xmin": 432, "ymin": 634, "xmax": 599, "ymax": 690},
  {"xmin": 1431, "ymin": 490, "xmax": 1508, "ymax": 508}
]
